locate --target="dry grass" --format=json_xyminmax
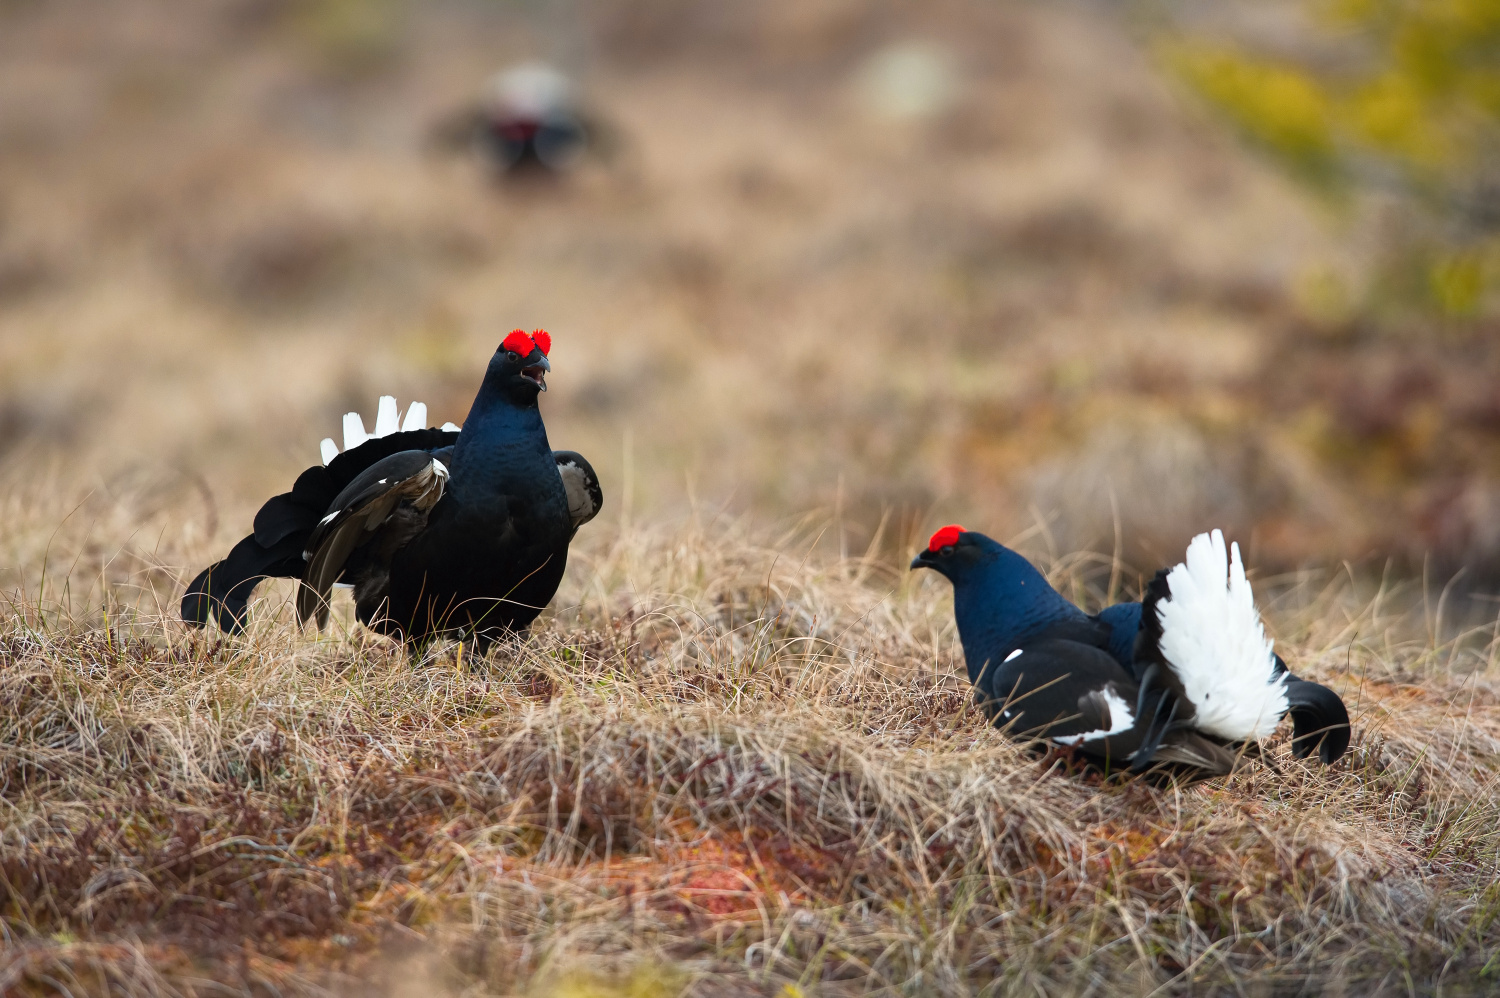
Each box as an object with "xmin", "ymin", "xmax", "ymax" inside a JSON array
[
  {"xmin": 5, "ymin": 1, "xmax": 1500, "ymax": 993},
  {"xmin": 4, "ymin": 0, "xmax": 1499, "ymax": 578},
  {"xmin": 4, "ymin": 488, "xmax": 1500, "ymax": 996}
]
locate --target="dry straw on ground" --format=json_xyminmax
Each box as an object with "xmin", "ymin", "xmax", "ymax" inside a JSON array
[
  {"xmin": 5, "ymin": 2, "xmax": 1500, "ymax": 993},
  {"xmin": 4, "ymin": 492, "xmax": 1500, "ymax": 997}
]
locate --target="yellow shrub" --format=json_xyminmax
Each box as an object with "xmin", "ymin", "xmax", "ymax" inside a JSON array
[
  {"xmin": 1162, "ymin": 42, "xmax": 1337, "ymax": 177},
  {"xmin": 1164, "ymin": 0, "xmax": 1500, "ymax": 318}
]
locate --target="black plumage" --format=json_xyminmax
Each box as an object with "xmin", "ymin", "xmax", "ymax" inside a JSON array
[
  {"xmin": 1095, "ymin": 601, "xmax": 1349, "ymax": 764},
  {"xmin": 1277, "ymin": 663, "xmax": 1352, "ymax": 765},
  {"xmin": 431, "ymin": 63, "xmax": 596, "ymax": 178},
  {"xmin": 913, "ymin": 526, "xmax": 1351, "ymax": 778},
  {"xmin": 183, "ymin": 332, "xmax": 602, "ymax": 647},
  {"xmin": 297, "ymin": 449, "xmax": 450, "ymax": 629},
  {"xmin": 978, "ymin": 619, "xmax": 1238, "ymax": 776}
]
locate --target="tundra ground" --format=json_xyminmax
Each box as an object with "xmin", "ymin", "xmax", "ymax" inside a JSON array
[
  {"xmin": 3, "ymin": 498, "xmax": 1500, "ymax": 996},
  {"xmin": 5, "ymin": 1, "xmax": 1500, "ymax": 992}
]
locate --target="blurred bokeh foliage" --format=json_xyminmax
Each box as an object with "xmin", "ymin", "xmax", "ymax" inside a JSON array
[
  {"xmin": 5, "ymin": 0, "xmax": 1500, "ymax": 584},
  {"xmin": 1163, "ymin": 0, "xmax": 1500, "ymax": 319},
  {"xmin": 288, "ymin": 0, "xmax": 407, "ymax": 68}
]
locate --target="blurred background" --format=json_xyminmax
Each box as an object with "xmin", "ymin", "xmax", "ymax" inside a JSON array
[{"xmin": 1, "ymin": 0, "xmax": 1497, "ymax": 594}]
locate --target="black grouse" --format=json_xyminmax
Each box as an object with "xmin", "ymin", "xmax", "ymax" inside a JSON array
[
  {"xmin": 438, "ymin": 63, "xmax": 590, "ymax": 177},
  {"xmin": 182, "ymin": 329, "xmax": 602, "ymax": 647},
  {"xmin": 912, "ymin": 526, "xmax": 1350, "ymax": 775}
]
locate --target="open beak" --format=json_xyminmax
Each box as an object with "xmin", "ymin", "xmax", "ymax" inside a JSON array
[{"xmin": 520, "ymin": 352, "xmax": 551, "ymax": 391}]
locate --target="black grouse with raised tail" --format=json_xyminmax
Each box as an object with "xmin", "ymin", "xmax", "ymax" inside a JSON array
[{"xmin": 182, "ymin": 329, "xmax": 602, "ymax": 647}]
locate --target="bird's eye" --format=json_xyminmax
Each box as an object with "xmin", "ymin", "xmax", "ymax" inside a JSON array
[
  {"xmin": 507, "ymin": 350, "xmax": 519, "ymax": 360},
  {"xmin": 939, "ymin": 545, "xmax": 955, "ymax": 556}
]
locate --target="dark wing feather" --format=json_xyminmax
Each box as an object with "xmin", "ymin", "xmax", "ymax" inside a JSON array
[
  {"xmin": 254, "ymin": 428, "xmax": 460, "ymax": 547},
  {"xmin": 981, "ymin": 635, "xmax": 1132, "ymax": 740},
  {"xmin": 553, "ymin": 450, "xmax": 603, "ymax": 537},
  {"xmin": 1144, "ymin": 734, "xmax": 1239, "ymax": 776},
  {"xmin": 981, "ymin": 623, "xmax": 1243, "ymax": 779},
  {"xmin": 1126, "ymin": 569, "xmax": 1199, "ymax": 768},
  {"xmin": 296, "ymin": 451, "xmax": 448, "ymax": 629},
  {"xmin": 183, "ymin": 428, "xmax": 459, "ymax": 633}
]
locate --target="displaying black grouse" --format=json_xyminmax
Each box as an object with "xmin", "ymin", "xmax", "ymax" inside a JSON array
[
  {"xmin": 435, "ymin": 63, "xmax": 591, "ymax": 177},
  {"xmin": 912, "ymin": 526, "xmax": 1350, "ymax": 774},
  {"xmin": 183, "ymin": 329, "xmax": 602, "ymax": 647}
]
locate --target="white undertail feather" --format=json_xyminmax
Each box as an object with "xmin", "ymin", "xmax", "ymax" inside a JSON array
[
  {"xmin": 1052, "ymin": 689, "xmax": 1135, "ymax": 746},
  {"xmin": 441, "ymin": 421, "xmax": 461, "ymax": 432},
  {"xmin": 321, "ymin": 397, "xmax": 454, "ymax": 465},
  {"xmin": 1156, "ymin": 529, "xmax": 1288, "ymax": 740}
]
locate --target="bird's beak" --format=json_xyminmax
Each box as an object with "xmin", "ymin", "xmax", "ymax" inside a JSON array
[
  {"xmin": 521, "ymin": 352, "xmax": 551, "ymax": 391},
  {"xmin": 910, "ymin": 550, "xmax": 934, "ymax": 571}
]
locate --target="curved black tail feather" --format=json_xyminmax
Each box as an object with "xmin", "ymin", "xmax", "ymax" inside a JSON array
[
  {"xmin": 1285, "ymin": 678, "xmax": 1351, "ymax": 764},
  {"xmin": 181, "ymin": 533, "xmax": 304, "ymax": 633}
]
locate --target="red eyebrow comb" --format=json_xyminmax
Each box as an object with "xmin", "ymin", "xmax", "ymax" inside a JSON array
[
  {"xmin": 927, "ymin": 525, "xmax": 965, "ymax": 551},
  {"xmin": 501, "ymin": 329, "xmax": 535, "ymax": 355}
]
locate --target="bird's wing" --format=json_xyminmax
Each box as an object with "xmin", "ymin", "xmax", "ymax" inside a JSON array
[
  {"xmin": 982, "ymin": 636, "xmax": 1137, "ymax": 744},
  {"xmin": 253, "ymin": 426, "xmax": 460, "ymax": 549},
  {"xmin": 972, "ymin": 624, "xmax": 1251, "ymax": 779},
  {"xmin": 553, "ymin": 450, "xmax": 603, "ymax": 537},
  {"xmin": 183, "ymin": 392, "xmax": 458, "ymax": 634},
  {"xmin": 296, "ymin": 450, "xmax": 449, "ymax": 629}
]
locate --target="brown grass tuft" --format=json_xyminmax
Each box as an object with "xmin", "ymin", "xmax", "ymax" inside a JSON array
[{"xmin": 4, "ymin": 504, "xmax": 1500, "ymax": 995}]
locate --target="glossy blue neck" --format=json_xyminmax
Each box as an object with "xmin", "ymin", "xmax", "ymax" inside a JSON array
[
  {"xmin": 950, "ymin": 542, "xmax": 1086, "ymax": 684},
  {"xmin": 448, "ymin": 385, "xmax": 553, "ymax": 500}
]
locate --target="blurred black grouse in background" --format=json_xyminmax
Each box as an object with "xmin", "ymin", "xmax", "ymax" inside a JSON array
[
  {"xmin": 183, "ymin": 330, "xmax": 602, "ymax": 647},
  {"xmin": 436, "ymin": 63, "xmax": 591, "ymax": 177}
]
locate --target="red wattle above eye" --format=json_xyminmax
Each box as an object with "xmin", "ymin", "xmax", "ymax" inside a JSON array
[
  {"xmin": 927, "ymin": 524, "xmax": 965, "ymax": 552},
  {"xmin": 501, "ymin": 329, "xmax": 535, "ymax": 356},
  {"xmin": 531, "ymin": 330, "xmax": 551, "ymax": 356}
]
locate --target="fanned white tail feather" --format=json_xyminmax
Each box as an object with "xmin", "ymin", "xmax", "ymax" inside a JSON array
[
  {"xmin": 342, "ymin": 412, "xmax": 368, "ymax": 451},
  {"xmin": 1156, "ymin": 529, "xmax": 1288, "ymax": 740},
  {"xmin": 374, "ymin": 396, "xmax": 400, "ymax": 436},
  {"xmin": 320, "ymin": 397, "xmax": 457, "ymax": 465}
]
